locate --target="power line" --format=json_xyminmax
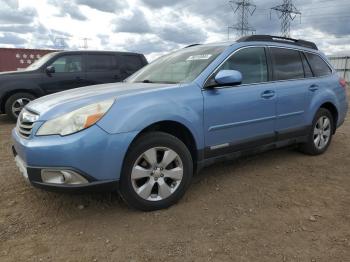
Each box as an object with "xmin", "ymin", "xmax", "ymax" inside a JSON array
[
  {"xmin": 302, "ymin": 5, "xmax": 350, "ymax": 11},
  {"xmin": 300, "ymin": 13, "xmax": 350, "ymax": 18},
  {"xmin": 228, "ymin": 0, "xmax": 256, "ymax": 39},
  {"xmin": 271, "ymin": 0, "xmax": 301, "ymax": 38},
  {"xmin": 258, "ymin": 2, "xmax": 350, "ymax": 11}
]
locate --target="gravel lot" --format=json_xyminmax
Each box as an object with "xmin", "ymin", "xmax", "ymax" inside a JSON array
[{"xmin": 0, "ymin": 106, "xmax": 349, "ymax": 262}]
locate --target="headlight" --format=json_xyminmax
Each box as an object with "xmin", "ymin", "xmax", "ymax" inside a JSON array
[{"xmin": 37, "ymin": 99, "xmax": 114, "ymax": 136}]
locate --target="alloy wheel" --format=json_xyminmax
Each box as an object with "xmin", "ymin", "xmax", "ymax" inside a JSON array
[
  {"xmin": 131, "ymin": 147, "xmax": 184, "ymax": 201},
  {"xmin": 12, "ymin": 98, "xmax": 31, "ymax": 117},
  {"xmin": 313, "ymin": 116, "xmax": 331, "ymax": 150}
]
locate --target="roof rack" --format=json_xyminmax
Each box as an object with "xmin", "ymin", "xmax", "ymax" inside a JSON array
[{"xmin": 237, "ymin": 35, "xmax": 318, "ymax": 50}]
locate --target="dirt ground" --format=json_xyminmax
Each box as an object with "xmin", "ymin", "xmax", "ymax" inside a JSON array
[{"xmin": 0, "ymin": 107, "xmax": 349, "ymax": 262}]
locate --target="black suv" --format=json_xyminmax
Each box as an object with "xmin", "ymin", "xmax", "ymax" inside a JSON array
[{"xmin": 0, "ymin": 50, "xmax": 148, "ymax": 120}]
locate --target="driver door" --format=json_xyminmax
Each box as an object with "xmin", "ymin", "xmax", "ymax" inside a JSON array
[
  {"xmin": 202, "ymin": 47, "xmax": 277, "ymax": 158},
  {"xmin": 39, "ymin": 54, "xmax": 87, "ymax": 94}
]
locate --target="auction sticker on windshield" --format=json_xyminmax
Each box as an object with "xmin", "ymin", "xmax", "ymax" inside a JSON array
[{"xmin": 186, "ymin": 54, "xmax": 213, "ymax": 61}]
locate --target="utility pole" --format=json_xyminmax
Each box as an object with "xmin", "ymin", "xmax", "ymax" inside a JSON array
[
  {"xmin": 271, "ymin": 0, "xmax": 301, "ymax": 38},
  {"xmin": 228, "ymin": 0, "xmax": 256, "ymax": 40},
  {"xmin": 81, "ymin": 38, "xmax": 91, "ymax": 49}
]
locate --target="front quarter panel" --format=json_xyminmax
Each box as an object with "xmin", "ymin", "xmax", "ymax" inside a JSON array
[
  {"xmin": 0, "ymin": 72, "xmax": 45, "ymax": 97},
  {"xmin": 97, "ymin": 84, "xmax": 205, "ymax": 149}
]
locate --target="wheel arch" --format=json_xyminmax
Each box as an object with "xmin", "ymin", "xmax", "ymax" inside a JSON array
[
  {"xmin": 319, "ymin": 102, "xmax": 338, "ymax": 133},
  {"xmin": 127, "ymin": 120, "xmax": 199, "ymax": 173}
]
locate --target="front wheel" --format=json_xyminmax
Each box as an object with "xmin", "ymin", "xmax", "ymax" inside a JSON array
[
  {"xmin": 300, "ymin": 108, "xmax": 334, "ymax": 155},
  {"xmin": 119, "ymin": 132, "xmax": 193, "ymax": 211}
]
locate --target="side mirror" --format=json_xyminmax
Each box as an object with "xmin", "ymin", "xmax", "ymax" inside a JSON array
[
  {"xmin": 46, "ymin": 66, "xmax": 55, "ymax": 75},
  {"xmin": 214, "ymin": 70, "xmax": 242, "ymax": 86}
]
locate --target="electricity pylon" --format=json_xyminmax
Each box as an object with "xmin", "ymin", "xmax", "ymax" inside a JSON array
[
  {"xmin": 271, "ymin": 0, "xmax": 301, "ymax": 38},
  {"xmin": 228, "ymin": 0, "xmax": 256, "ymax": 39}
]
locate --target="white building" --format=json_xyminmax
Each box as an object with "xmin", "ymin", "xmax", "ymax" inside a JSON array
[{"xmin": 328, "ymin": 56, "xmax": 350, "ymax": 83}]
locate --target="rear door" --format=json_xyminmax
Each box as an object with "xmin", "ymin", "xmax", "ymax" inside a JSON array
[
  {"xmin": 269, "ymin": 47, "xmax": 311, "ymax": 139},
  {"xmin": 39, "ymin": 54, "xmax": 87, "ymax": 94},
  {"xmin": 85, "ymin": 54, "xmax": 120, "ymax": 85},
  {"xmin": 304, "ymin": 51, "xmax": 334, "ymax": 96}
]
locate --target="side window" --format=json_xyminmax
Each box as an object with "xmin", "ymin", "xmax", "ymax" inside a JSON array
[
  {"xmin": 50, "ymin": 55, "xmax": 82, "ymax": 73},
  {"xmin": 305, "ymin": 53, "xmax": 332, "ymax": 77},
  {"xmin": 121, "ymin": 55, "xmax": 143, "ymax": 72},
  {"xmin": 86, "ymin": 55, "xmax": 116, "ymax": 72},
  {"xmin": 218, "ymin": 47, "xmax": 268, "ymax": 85},
  {"xmin": 301, "ymin": 52, "xmax": 313, "ymax": 78},
  {"xmin": 270, "ymin": 48, "xmax": 304, "ymax": 81}
]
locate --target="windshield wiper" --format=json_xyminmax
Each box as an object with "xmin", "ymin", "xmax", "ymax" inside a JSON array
[{"xmin": 135, "ymin": 79, "xmax": 179, "ymax": 84}]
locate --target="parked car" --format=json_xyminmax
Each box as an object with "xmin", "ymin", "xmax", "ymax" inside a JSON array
[
  {"xmin": 0, "ymin": 50, "xmax": 148, "ymax": 120},
  {"xmin": 12, "ymin": 35, "xmax": 348, "ymax": 211}
]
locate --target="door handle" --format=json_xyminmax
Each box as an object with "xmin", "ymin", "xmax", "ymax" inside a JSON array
[
  {"xmin": 261, "ymin": 90, "xmax": 275, "ymax": 99},
  {"xmin": 309, "ymin": 84, "xmax": 319, "ymax": 92}
]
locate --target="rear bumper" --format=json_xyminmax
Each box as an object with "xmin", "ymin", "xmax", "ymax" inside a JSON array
[{"xmin": 337, "ymin": 100, "xmax": 348, "ymax": 128}]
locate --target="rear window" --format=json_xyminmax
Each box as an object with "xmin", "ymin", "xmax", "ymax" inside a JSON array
[
  {"xmin": 86, "ymin": 55, "xmax": 116, "ymax": 72},
  {"xmin": 270, "ymin": 48, "xmax": 304, "ymax": 81},
  {"xmin": 305, "ymin": 53, "xmax": 332, "ymax": 77}
]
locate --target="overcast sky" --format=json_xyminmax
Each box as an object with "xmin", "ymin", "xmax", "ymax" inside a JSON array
[{"xmin": 0, "ymin": 0, "xmax": 349, "ymax": 60}]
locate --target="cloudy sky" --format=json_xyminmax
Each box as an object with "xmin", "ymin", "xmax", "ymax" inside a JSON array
[{"xmin": 0, "ymin": 0, "xmax": 349, "ymax": 60}]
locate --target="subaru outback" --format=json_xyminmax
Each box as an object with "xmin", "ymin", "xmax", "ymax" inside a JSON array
[{"xmin": 12, "ymin": 35, "xmax": 348, "ymax": 211}]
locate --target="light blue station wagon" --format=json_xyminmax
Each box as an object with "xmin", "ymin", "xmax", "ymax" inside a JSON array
[{"xmin": 12, "ymin": 35, "xmax": 348, "ymax": 211}]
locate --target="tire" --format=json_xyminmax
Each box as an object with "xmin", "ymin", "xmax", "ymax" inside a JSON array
[
  {"xmin": 300, "ymin": 108, "xmax": 334, "ymax": 155},
  {"xmin": 119, "ymin": 132, "xmax": 193, "ymax": 211},
  {"xmin": 5, "ymin": 92, "xmax": 36, "ymax": 121}
]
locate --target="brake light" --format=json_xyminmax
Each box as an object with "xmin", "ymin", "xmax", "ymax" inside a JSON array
[{"xmin": 339, "ymin": 78, "xmax": 347, "ymax": 88}]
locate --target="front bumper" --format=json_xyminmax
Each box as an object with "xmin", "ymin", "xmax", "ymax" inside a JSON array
[
  {"xmin": 12, "ymin": 124, "xmax": 139, "ymax": 192},
  {"xmin": 13, "ymin": 148, "xmax": 119, "ymax": 192}
]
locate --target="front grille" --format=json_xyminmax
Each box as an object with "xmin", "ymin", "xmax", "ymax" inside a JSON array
[
  {"xmin": 17, "ymin": 109, "xmax": 38, "ymax": 139},
  {"xmin": 18, "ymin": 121, "xmax": 34, "ymax": 138}
]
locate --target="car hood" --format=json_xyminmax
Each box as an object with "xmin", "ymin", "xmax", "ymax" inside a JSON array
[
  {"xmin": 0, "ymin": 69, "xmax": 35, "ymax": 78},
  {"xmin": 26, "ymin": 82, "xmax": 179, "ymax": 120}
]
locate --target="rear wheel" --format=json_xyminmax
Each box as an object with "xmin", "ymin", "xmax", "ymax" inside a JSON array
[
  {"xmin": 5, "ymin": 92, "xmax": 35, "ymax": 121},
  {"xmin": 300, "ymin": 108, "xmax": 334, "ymax": 155},
  {"xmin": 119, "ymin": 132, "xmax": 193, "ymax": 211}
]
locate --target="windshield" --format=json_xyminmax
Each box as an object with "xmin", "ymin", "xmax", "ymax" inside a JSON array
[
  {"xmin": 26, "ymin": 52, "xmax": 58, "ymax": 71},
  {"xmin": 127, "ymin": 45, "xmax": 225, "ymax": 84}
]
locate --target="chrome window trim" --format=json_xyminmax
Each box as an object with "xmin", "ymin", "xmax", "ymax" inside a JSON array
[{"xmin": 202, "ymin": 44, "xmax": 335, "ymax": 90}]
